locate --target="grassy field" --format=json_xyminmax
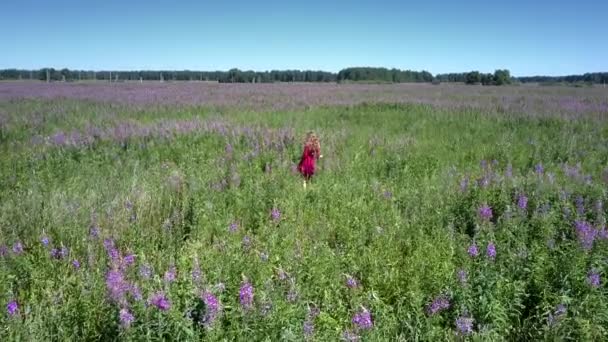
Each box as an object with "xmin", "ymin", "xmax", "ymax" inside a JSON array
[{"xmin": 1, "ymin": 84, "xmax": 608, "ymax": 341}]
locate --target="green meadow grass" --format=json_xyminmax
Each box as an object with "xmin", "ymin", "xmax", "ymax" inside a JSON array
[{"xmin": 1, "ymin": 100, "xmax": 607, "ymax": 341}]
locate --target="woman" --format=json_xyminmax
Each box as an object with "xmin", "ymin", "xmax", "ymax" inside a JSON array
[{"xmin": 298, "ymin": 132, "xmax": 322, "ymax": 188}]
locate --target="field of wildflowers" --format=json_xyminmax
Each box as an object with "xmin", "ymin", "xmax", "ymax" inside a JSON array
[{"xmin": 1, "ymin": 83, "xmax": 607, "ymax": 340}]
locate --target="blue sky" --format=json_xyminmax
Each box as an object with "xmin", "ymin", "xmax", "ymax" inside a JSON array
[{"xmin": 1, "ymin": 0, "xmax": 606, "ymax": 76}]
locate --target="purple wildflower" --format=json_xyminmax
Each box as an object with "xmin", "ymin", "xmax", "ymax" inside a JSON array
[
  {"xmin": 7, "ymin": 300, "xmax": 18, "ymax": 316},
  {"xmin": 455, "ymin": 315, "xmax": 474, "ymax": 336},
  {"xmin": 41, "ymin": 236, "xmax": 50, "ymax": 247},
  {"xmin": 123, "ymin": 253, "xmax": 136, "ymax": 266},
  {"xmin": 548, "ymin": 303, "xmax": 567, "ymax": 327},
  {"xmin": 12, "ymin": 241, "xmax": 24, "ymax": 255},
  {"xmin": 242, "ymin": 235, "xmax": 251, "ymax": 250},
  {"xmin": 119, "ymin": 308, "xmax": 135, "ymax": 328},
  {"xmin": 535, "ymin": 163, "xmax": 544, "ymax": 175},
  {"xmin": 271, "ymin": 208, "xmax": 281, "ymax": 222},
  {"xmin": 130, "ymin": 284, "xmax": 143, "ymax": 301},
  {"xmin": 104, "ymin": 239, "xmax": 120, "ymax": 262},
  {"xmin": 517, "ymin": 194, "xmax": 528, "ymax": 210},
  {"xmin": 106, "ymin": 270, "xmax": 129, "ymax": 304},
  {"xmin": 341, "ymin": 330, "xmax": 360, "ymax": 341},
  {"xmin": 139, "ymin": 264, "xmax": 153, "ymax": 279},
  {"xmin": 72, "ymin": 259, "xmax": 81, "ymax": 269},
  {"xmin": 478, "ymin": 204, "xmax": 493, "ymax": 221},
  {"xmin": 486, "ymin": 242, "xmax": 496, "ymax": 261},
  {"xmin": 89, "ymin": 226, "xmax": 99, "ymax": 238},
  {"xmin": 587, "ymin": 271, "xmax": 600, "ymax": 288},
  {"xmin": 598, "ymin": 226, "xmax": 608, "ymax": 240},
  {"xmin": 239, "ymin": 281, "xmax": 254, "ymax": 309},
  {"xmin": 383, "ymin": 190, "xmax": 393, "ymax": 199},
  {"xmin": 457, "ymin": 269, "xmax": 468, "ymax": 285},
  {"xmin": 346, "ymin": 275, "xmax": 359, "ymax": 289},
  {"xmin": 229, "ymin": 221, "xmax": 239, "ymax": 233},
  {"xmin": 0, "ymin": 245, "xmax": 8, "ymax": 257},
  {"xmin": 426, "ymin": 295, "xmax": 450, "ymax": 315},
  {"xmin": 467, "ymin": 243, "xmax": 479, "ymax": 258},
  {"xmin": 51, "ymin": 246, "xmax": 69, "ymax": 260},
  {"xmin": 260, "ymin": 301, "xmax": 273, "ymax": 316},
  {"xmin": 202, "ymin": 291, "xmax": 219, "ymax": 313},
  {"xmin": 164, "ymin": 265, "xmax": 177, "ymax": 283},
  {"xmin": 352, "ymin": 307, "xmax": 373, "ymax": 330},
  {"xmin": 303, "ymin": 319, "xmax": 315, "ymax": 338},
  {"xmin": 575, "ymin": 220, "xmax": 597, "ymax": 250},
  {"xmin": 575, "ymin": 196, "xmax": 585, "ymax": 215},
  {"xmin": 148, "ymin": 292, "xmax": 171, "ymax": 311},
  {"xmin": 201, "ymin": 291, "xmax": 220, "ymax": 325}
]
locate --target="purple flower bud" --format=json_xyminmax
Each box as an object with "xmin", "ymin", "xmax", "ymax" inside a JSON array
[
  {"xmin": 517, "ymin": 194, "xmax": 528, "ymax": 210},
  {"xmin": 426, "ymin": 295, "xmax": 450, "ymax": 315},
  {"xmin": 346, "ymin": 276, "xmax": 359, "ymax": 289},
  {"xmin": 457, "ymin": 269, "xmax": 468, "ymax": 284},
  {"xmin": 12, "ymin": 241, "xmax": 24, "ymax": 255},
  {"xmin": 72, "ymin": 259, "xmax": 81, "ymax": 269},
  {"xmin": 478, "ymin": 204, "xmax": 493, "ymax": 221},
  {"xmin": 148, "ymin": 292, "xmax": 171, "ymax": 311},
  {"xmin": 6, "ymin": 300, "xmax": 19, "ymax": 316},
  {"xmin": 486, "ymin": 242, "xmax": 496, "ymax": 261},
  {"xmin": 352, "ymin": 307, "xmax": 373, "ymax": 330},
  {"xmin": 455, "ymin": 315, "xmax": 474, "ymax": 335},
  {"xmin": 164, "ymin": 265, "xmax": 177, "ymax": 283},
  {"xmin": 467, "ymin": 243, "xmax": 479, "ymax": 258},
  {"xmin": 41, "ymin": 236, "xmax": 50, "ymax": 247},
  {"xmin": 139, "ymin": 264, "xmax": 153, "ymax": 279},
  {"xmin": 239, "ymin": 281, "xmax": 254, "ymax": 309},
  {"xmin": 587, "ymin": 271, "xmax": 601, "ymax": 288},
  {"xmin": 271, "ymin": 208, "xmax": 281, "ymax": 222},
  {"xmin": 119, "ymin": 308, "xmax": 135, "ymax": 327}
]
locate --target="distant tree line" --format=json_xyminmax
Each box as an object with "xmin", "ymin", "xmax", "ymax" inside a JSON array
[
  {"xmin": 435, "ymin": 70, "xmax": 512, "ymax": 85},
  {"xmin": 336, "ymin": 67, "xmax": 433, "ymax": 83},
  {"xmin": 1, "ymin": 68, "xmax": 607, "ymax": 85},
  {"xmin": 0, "ymin": 68, "xmax": 336, "ymax": 83},
  {"xmin": 518, "ymin": 73, "xmax": 608, "ymax": 84}
]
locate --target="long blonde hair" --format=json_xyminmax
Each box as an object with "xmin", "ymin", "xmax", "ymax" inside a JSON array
[{"xmin": 304, "ymin": 131, "xmax": 321, "ymax": 155}]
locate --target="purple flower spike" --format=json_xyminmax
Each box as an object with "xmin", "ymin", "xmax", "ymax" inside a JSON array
[
  {"xmin": 478, "ymin": 204, "xmax": 493, "ymax": 221},
  {"xmin": 455, "ymin": 315, "xmax": 474, "ymax": 336},
  {"xmin": 239, "ymin": 281, "xmax": 254, "ymax": 309},
  {"xmin": 271, "ymin": 208, "xmax": 281, "ymax": 222},
  {"xmin": 517, "ymin": 194, "xmax": 528, "ymax": 210},
  {"xmin": 352, "ymin": 307, "xmax": 373, "ymax": 330},
  {"xmin": 12, "ymin": 241, "xmax": 24, "ymax": 255},
  {"xmin": 7, "ymin": 300, "xmax": 19, "ymax": 316},
  {"xmin": 346, "ymin": 275, "xmax": 359, "ymax": 289},
  {"xmin": 486, "ymin": 242, "xmax": 496, "ymax": 261},
  {"xmin": 426, "ymin": 295, "xmax": 450, "ymax": 315},
  {"xmin": 468, "ymin": 243, "xmax": 479, "ymax": 258},
  {"xmin": 164, "ymin": 265, "xmax": 177, "ymax": 283},
  {"xmin": 119, "ymin": 308, "xmax": 135, "ymax": 327},
  {"xmin": 149, "ymin": 292, "xmax": 171, "ymax": 311},
  {"xmin": 587, "ymin": 271, "xmax": 601, "ymax": 288},
  {"xmin": 457, "ymin": 269, "xmax": 468, "ymax": 284}
]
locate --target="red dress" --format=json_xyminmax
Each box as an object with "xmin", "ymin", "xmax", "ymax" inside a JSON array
[{"xmin": 298, "ymin": 145, "xmax": 319, "ymax": 180}]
